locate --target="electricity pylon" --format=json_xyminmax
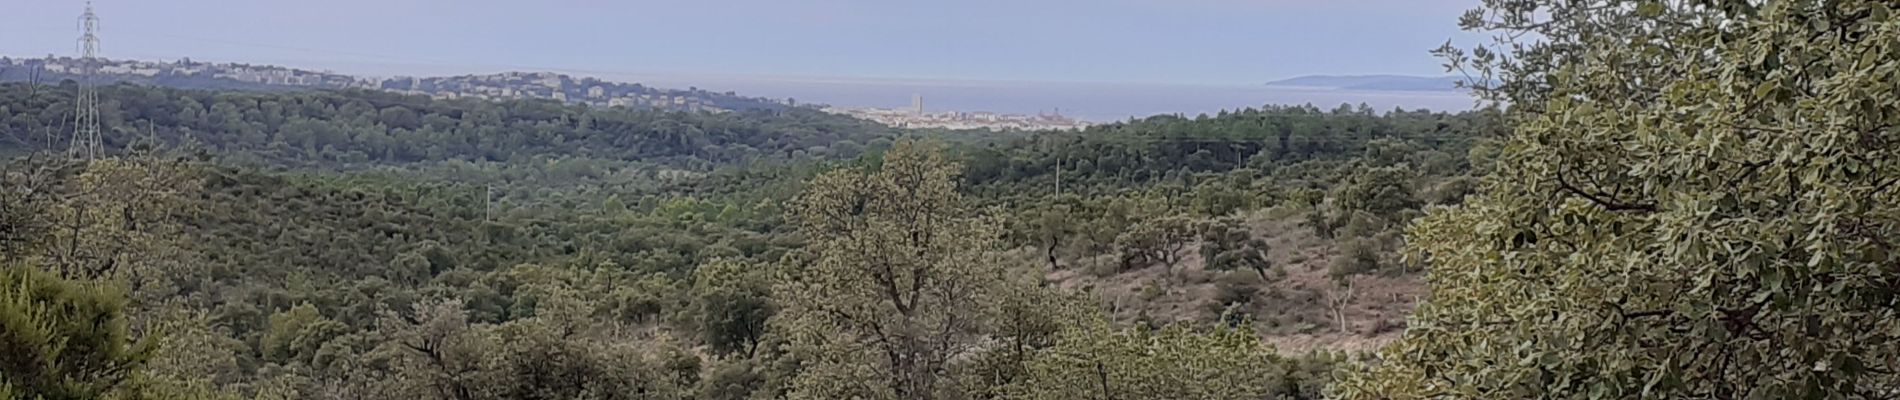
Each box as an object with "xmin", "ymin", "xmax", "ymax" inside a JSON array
[{"xmin": 69, "ymin": 2, "xmax": 102, "ymax": 160}]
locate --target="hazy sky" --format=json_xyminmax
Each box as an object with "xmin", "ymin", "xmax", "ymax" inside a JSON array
[{"xmin": 4, "ymin": 0, "xmax": 1482, "ymax": 85}]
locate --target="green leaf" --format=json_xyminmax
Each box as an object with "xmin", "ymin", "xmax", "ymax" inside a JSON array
[{"xmin": 1637, "ymin": 2, "xmax": 1665, "ymax": 18}]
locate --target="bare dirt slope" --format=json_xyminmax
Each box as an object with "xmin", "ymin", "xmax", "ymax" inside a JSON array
[{"xmin": 1046, "ymin": 208, "xmax": 1424, "ymax": 354}]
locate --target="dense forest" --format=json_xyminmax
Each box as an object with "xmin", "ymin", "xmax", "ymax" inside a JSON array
[
  {"xmin": 2, "ymin": 75, "xmax": 1487, "ymax": 398},
  {"xmin": 0, "ymin": 81, "xmax": 886, "ymax": 167},
  {"xmin": 6, "ymin": 0, "xmax": 1900, "ymax": 399}
]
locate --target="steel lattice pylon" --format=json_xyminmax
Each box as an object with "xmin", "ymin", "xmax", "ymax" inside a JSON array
[{"xmin": 69, "ymin": 2, "xmax": 102, "ymax": 160}]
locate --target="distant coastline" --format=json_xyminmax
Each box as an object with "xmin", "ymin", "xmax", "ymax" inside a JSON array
[
  {"xmin": 686, "ymin": 78, "xmax": 1478, "ymax": 122},
  {"xmin": 0, "ymin": 55, "xmax": 1477, "ymax": 123}
]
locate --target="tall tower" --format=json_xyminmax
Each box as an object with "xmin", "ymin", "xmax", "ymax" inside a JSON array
[
  {"xmin": 69, "ymin": 2, "xmax": 103, "ymax": 160},
  {"xmin": 912, "ymin": 93, "xmax": 923, "ymax": 115}
]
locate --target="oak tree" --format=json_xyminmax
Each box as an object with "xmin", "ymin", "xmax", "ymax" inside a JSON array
[
  {"xmin": 778, "ymin": 141, "xmax": 1017, "ymax": 400},
  {"xmin": 1337, "ymin": 1, "xmax": 1900, "ymax": 398}
]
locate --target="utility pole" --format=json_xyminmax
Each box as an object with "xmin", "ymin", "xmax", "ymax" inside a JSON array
[
  {"xmin": 69, "ymin": 2, "xmax": 103, "ymax": 160},
  {"xmin": 1046, "ymin": 142, "xmax": 1065, "ymax": 271},
  {"xmin": 27, "ymin": 61, "xmax": 44, "ymax": 97}
]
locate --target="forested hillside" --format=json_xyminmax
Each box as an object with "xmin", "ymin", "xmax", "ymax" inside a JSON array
[
  {"xmin": 10, "ymin": 0, "xmax": 1900, "ymax": 398},
  {"xmin": 0, "ymin": 82, "xmax": 888, "ymax": 168},
  {"xmin": 1, "ymin": 75, "xmax": 1495, "ymax": 398}
]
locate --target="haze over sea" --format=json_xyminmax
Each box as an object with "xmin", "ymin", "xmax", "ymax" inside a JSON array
[{"xmin": 588, "ymin": 73, "xmax": 1479, "ymax": 122}]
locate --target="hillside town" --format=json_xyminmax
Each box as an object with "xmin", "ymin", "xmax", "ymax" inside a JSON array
[
  {"xmin": 0, "ymin": 56, "xmax": 777, "ymax": 113},
  {"xmin": 3, "ymin": 56, "xmax": 1090, "ymax": 130},
  {"xmin": 823, "ymin": 106, "xmax": 1091, "ymax": 131},
  {"xmin": 822, "ymin": 95, "xmax": 1091, "ymax": 131},
  {"xmin": 377, "ymin": 72, "xmax": 752, "ymax": 113}
]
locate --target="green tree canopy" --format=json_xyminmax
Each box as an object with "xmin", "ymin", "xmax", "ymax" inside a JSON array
[
  {"xmin": 0, "ymin": 264, "xmax": 155, "ymax": 399},
  {"xmin": 691, "ymin": 258, "xmax": 776, "ymax": 357},
  {"xmin": 778, "ymin": 141, "xmax": 1019, "ymax": 400},
  {"xmin": 1198, "ymin": 217, "xmax": 1272, "ymax": 278},
  {"xmin": 1008, "ymin": 318, "xmax": 1293, "ymax": 400},
  {"xmin": 1337, "ymin": 0, "xmax": 1900, "ymax": 398}
]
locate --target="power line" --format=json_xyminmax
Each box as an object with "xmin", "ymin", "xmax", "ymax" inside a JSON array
[{"xmin": 68, "ymin": 2, "xmax": 102, "ymax": 160}]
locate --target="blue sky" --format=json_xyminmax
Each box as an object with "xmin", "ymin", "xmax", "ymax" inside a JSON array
[{"xmin": 4, "ymin": 0, "xmax": 1482, "ymax": 85}]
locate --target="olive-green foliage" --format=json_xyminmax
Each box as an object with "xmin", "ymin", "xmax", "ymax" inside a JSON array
[
  {"xmin": 959, "ymin": 106, "xmax": 1497, "ymax": 197},
  {"xmin": 0, "ymin": 83, "xmax": 887, "ymax": 168},
  {"xmin": 1009, "ymin": 194, "xmax": 1170, "ymax": 274},
  {"xmin": 0, "ymin": 264, "xmax": 155, "ymax": 399},
  {"xmin": 1209, "ymin": 271, "xmax": 1269, "ymax": 326},
  {"xmin": 6, "ymin": 156, "xmax": 197, "ymax": 283},
  {"xmin": 0, "ymin": 155, "xmax": 781, "ymax": 400},
  {"xmin": 1326, "ymin": 237, "xmax": 1382, "ymax": 281},
  {"xmin": 371, "ymin": 296, "xmax": 698, "ymax": 400},
  {"xmin": 1333, "ymin": 166, "xmax": 1419, "ymax": 218},
  {"xmin": 1280, "ymin": 351, "xmax": 1346, "ymax": 400},
  {"xmin": 1336, "ymin": 0, "xmax": 1900, "ymax": 398},
  {"xmin": 260, "ymin": 304, "xmax": 346, "ymax": 364},
  {"xmin": 778, "ymin": 141, "xmax": 1030, "ymax": 400},
  {"xmin": 0, "ymin": 58, "xmax": 1512, "ymax": 399},
  {"xmin": 1427, "ymin": 176, "xmax": 1478, "ymax": 206},
  {"xmin": 1189, "ymin": 173, "xmax": 1263, "ymax": 217},
  {"xmin": 131, "ymin": 312, "xmax": 244, "ymax": 400},
  {"xmin": 1304, "ymin": 207, "xmax": 1337, "ymax": 239},
  {"xmin": 1009, "ymin": 318, "xmax": 1291, "ymax": 400},
  {"xmin": 0, "ymin": 161, "xmax": 55, "ymax": 259},
  {"xmin": 691, "ymin": 259, "xmax": 775, "ymax": 357},
  {"xmin": 1114, "ymin": 215, "xmax": 1194, "ymax": 271},
  {"xmin": 1198, "ymin": 217, "xmax": 1272, "ymax": 278},
  {"xmin": 698, "ymin": 359, "xmax": 767, "ymax": 400},
  {"xmin": 1333, "ymin": 210, "xmax": 1382, "ymax": 239},
  {"xmin": 955, "ymin": 277, "xmax": 1085, "ymax": 400}
]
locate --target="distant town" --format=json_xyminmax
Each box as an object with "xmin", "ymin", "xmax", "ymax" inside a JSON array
[
  {"xmin": 1, "ymin": 55, "xmax": 1090, "ymax": 131},
  {"xmin": 0, "ymin": 56, "xmax": 781, "ymax": 113},
  {"xmin": 823, "ymin": 95, "xmax": 1091, "ymax": 131}
]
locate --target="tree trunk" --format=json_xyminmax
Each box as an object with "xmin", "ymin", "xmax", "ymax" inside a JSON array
[
  {"xmin": 1046, "ymin": 235, "xmax": 1061, "ymax": 270},
  {"xmin": 1329, "ymin": 281, "xmax": 1355, "ymax": 334}
]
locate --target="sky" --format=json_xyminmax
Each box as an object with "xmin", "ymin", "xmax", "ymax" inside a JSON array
[{"xmin": 3, "ymin": 0, "xmax": 1482, "ymax": 86}]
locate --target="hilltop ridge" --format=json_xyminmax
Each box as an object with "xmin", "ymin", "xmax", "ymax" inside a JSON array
[{"xmin": 0, "ymin": 55, "xmax": 790, "ymax": 113}]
